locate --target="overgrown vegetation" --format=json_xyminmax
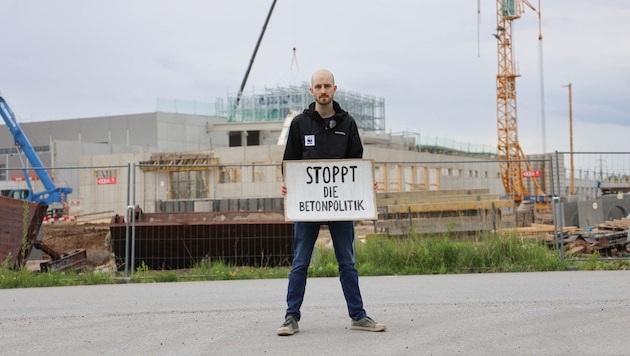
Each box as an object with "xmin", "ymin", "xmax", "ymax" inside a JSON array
[{"xmin": 2, "ymin": 231, "xmax": 629, "ymax": 289}]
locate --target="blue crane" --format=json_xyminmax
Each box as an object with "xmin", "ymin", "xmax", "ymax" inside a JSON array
[{"xmin": 0, "ymin": 95, "xmax": 72, "ymax": 213}]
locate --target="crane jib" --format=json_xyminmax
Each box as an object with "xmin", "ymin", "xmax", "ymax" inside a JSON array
[{"xmin": 0, "ymin": 95, "xmax": 73, "ymax": 208}]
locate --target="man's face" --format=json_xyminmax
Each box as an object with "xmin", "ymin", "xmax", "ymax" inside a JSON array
[{"xmin": 310, "ymin": 73, "xmax": 336, "ymax": 106}]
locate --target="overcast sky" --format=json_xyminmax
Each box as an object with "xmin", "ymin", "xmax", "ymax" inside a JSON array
[{"xmin": 1, "ymin": 0, "xmax": 628, "ymax": 154}]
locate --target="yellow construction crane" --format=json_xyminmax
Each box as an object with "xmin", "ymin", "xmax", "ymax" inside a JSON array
[{"xmin": 494, "ymin": 0, "xmax": 546, "ymax": 204}]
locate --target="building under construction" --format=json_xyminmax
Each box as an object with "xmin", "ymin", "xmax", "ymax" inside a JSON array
[
  {"xmin": 215, "ymin": 83, "xmax": 386, "ymax": 132},
  {"xmin": 4, "ymin": 84, "xmax": 626, "ymax": 270}
]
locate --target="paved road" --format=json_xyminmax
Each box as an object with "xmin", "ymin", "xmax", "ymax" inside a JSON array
[{"xmin": 1, "ymin": 271, "xmax": 629, "ymax": 355}]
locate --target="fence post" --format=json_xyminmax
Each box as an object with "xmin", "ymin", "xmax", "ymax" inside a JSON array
[
  {"xmin": 124, "ymin": 204, "xmax": 134, "ymax": 278},
  {"xmin": 491, "ymin": 202, "xmax": 497, "ymax": 235},
  {"xmin": 552, "ymin": 152, "xmax": 565, "ymax": 262},
  {"xmin": 130, "ymin": 163, "xmax": 137, "ymax": 275}
]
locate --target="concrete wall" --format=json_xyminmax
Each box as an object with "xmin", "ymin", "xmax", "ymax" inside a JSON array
[
  {"xmin": 365, "ymin": 147, "xmax": 504, "ymax": 194},
  {"xmin": 213, "ymin": 145, "xmax": 284, "ymax": 163},
  {"xmin": 0, "ymin": 113, "xmax": 159, "ymax": 149},
  {"xmin": 78, "ymin": 152, "xmax": 152, "ymax": 216},
  {"xmin": 156, "ymin": 112, "xmax": 227, "ymax": 152},
  {"xmin": 575, "ymin": 194, "xmax": 630, "ymax": 229}
]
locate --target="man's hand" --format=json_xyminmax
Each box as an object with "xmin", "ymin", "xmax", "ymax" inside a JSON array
[{"xmin": 374, "ymin": 181, "xmax": 378, "ymax": 191}]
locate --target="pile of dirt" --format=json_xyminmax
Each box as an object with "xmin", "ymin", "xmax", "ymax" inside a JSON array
[{"xmin": 41, "ymin": 223, "xmax": 113, "ymax": 269}]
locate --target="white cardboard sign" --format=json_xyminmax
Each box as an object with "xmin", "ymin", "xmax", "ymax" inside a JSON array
[{"xmin": 283, "ymin": 159, "xmax": 377, "ymax": 221}]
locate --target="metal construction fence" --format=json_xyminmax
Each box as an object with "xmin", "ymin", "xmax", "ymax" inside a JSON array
[
  {"xmin": 117, "ymin": 158, "xmax": 527, "ymax": 274},
  {"xmin": 1, "ymin": 164, "xmax": 130, "ymax": 222},
  {"xmin": 6, "ymin": 151, "xmax": 628, "ymax": 273}
]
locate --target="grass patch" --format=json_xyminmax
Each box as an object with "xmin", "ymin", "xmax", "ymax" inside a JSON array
[
  {"xmin": 2, "ymin": 230, "xmax": 629, "ymax": 289},
  {"xmin": 355, "ymin": 232, "xmax": 565, "ymax": 275},
  {"xmin": 0, "ymin": 269, "xmax": 119, "ymax": 289}
]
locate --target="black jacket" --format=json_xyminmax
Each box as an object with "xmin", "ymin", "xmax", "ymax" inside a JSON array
[{"xmin": 282, "ymin": 101, "xmax": 363, "ymax": 161}]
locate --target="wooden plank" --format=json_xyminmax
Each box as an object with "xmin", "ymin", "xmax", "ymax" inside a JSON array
[
  {"xmin": 377, "ymin": 189, "xmax": 489, "ymax": 198},
  {"xmin": 597, "ymin": 217, "xmax": 630, "ymax": 231},
  {"xmin": 377, "ymin": 189, "xmax": 492, "ymax": 205},
  {"xmin": 383, "ymin": 199, "xmax": 514, "ymax": 214},
  {"xmin": 567, "ymin": 244, "xmax": 586, "ymax": 255},
  {"xmin": 378, "ymin": 194, "xmax": 502, "ymax": 205}
]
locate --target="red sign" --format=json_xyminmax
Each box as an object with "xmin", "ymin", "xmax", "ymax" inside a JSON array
[
  {"xmin": 97, "ymin": 177, "xmax": 117, "ymax": 185},
  {"xmin": 522, "ymin": 170, "xmax": 541, "ymax": 178},
  {"xmin": 11, "ymin": 176, "xmax": 39, "ymax": 181}
]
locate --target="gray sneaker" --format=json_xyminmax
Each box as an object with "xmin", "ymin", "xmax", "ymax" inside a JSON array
[
  {"xmin": 277, "ymin": 315, "xmax": 299, "ymax": 336},
  {"xmin": 350, "ymin": 316, "xmax": 386, "ymax": 332}
]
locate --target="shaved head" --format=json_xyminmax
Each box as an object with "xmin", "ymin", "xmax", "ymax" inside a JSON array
[{"xmin": 311, "ymin": 69, "xmax": 335, "ymax": 86}]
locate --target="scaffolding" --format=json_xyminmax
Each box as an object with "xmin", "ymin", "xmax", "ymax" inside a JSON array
[{"xmin": 216, "ymin": 83, "xmax": 386, "ymax": 132}]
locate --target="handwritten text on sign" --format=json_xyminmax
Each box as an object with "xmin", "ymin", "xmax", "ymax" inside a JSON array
[{"xmin": 283, "ymin": 159, "xmax": 376, "ymax": 221}]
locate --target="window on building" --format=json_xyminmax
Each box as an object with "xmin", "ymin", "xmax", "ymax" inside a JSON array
[
  {"xmin": 247, "ymin": 131, "xmax": 260, "ymax": 146},
  {"xmin": 229, "ymin": 131, "xmax": 242, "ymax": 147},
  {"xmin": 228, "ymin": 131, "xmax": 261, "ymax": 147},
  {"xmin": 0, "ymin": 164, "xmax": 5, "ymax": 181}
]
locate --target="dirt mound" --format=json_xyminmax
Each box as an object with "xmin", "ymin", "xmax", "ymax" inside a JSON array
[{"xmin": 41, "ymin": 223, "xmax": 112, "ymax": 268}]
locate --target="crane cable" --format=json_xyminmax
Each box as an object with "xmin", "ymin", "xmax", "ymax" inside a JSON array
[
  {"xmin": 536, "ymin": 0, "xmax": 547, "ymax": 155},
  {"xmin": 477, "ymin": 0, "xmax": 481, "ymax": 58}
]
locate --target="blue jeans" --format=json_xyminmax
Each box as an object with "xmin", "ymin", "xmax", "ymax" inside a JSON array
[{"xmin": 285, "ymin": 221, "xmax": 366, "ymax": 321}]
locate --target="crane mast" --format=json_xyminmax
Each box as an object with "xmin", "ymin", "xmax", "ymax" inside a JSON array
[{"xmin": 495, "ymin": 0, "xmax": 543, "ymax": 203}]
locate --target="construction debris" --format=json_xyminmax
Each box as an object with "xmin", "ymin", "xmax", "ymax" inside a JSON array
[
  {"xmin": 536, "ymin": 218, "xmax": 630, "ymax": 257},
  {"xmin": 33, "ymin": 240, "xmax": 87, "ymax": 272},
  {"xmin": 506, "ymin": 217, "xmax": 630, "ymax": 258}
]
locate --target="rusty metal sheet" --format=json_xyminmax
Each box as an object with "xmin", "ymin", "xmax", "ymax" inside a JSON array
[
  {"xmin": 40, "ymin": 249, "xmax": 88, "ymax": 272},
  {"xmin": 0, "ymin": 196, "xmax": 48, "ymax": 269}
]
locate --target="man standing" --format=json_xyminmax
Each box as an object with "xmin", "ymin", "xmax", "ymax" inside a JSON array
[{"xmin": 277, "ymin": 69, "xmax": 386, "ymax": 336}]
